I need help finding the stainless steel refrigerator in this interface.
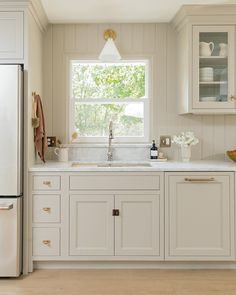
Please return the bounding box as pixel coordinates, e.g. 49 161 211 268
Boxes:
0 65 23 277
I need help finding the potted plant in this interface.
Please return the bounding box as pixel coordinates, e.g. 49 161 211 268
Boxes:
172 132 199 162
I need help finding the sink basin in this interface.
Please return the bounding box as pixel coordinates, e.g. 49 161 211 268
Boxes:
71 163 99 167
97 163 151 167
71 162 152 168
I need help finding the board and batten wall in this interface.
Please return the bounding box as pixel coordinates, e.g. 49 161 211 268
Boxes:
43 23 236 161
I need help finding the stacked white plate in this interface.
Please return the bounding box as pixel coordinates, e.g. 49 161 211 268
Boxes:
199 67 214 82
200 96 217 102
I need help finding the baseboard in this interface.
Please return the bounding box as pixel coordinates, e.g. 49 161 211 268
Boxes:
34 261 236 270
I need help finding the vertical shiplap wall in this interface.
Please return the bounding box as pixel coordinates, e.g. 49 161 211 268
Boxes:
27 13 43 165
43 23 236 161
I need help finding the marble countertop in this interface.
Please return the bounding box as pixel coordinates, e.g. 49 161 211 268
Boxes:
29 160 236 172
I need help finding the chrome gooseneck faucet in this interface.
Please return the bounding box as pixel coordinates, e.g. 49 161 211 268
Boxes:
107 121 114 161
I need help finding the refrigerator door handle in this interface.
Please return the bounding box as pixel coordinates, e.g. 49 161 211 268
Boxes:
0 204 13 210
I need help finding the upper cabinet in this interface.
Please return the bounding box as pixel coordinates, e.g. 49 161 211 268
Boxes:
193 26 235 110
0 12 24 60
174 6 236 114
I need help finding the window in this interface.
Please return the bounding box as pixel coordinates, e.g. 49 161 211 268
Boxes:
70 60 149 142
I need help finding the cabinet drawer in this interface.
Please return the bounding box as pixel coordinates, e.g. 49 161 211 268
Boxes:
33 228 60 256
33 176 61 191
69 174 160 190
33 195 61 223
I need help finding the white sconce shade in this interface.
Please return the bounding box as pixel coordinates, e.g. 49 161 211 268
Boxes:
99 30 121 62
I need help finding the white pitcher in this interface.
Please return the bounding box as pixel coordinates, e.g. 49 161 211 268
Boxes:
54 147 69 162
199 41 214 56
219 43 228 57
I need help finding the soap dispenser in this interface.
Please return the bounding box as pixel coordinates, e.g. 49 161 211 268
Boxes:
150 140 158 159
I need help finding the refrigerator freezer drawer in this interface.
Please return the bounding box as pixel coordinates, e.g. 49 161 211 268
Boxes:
0 197 22 277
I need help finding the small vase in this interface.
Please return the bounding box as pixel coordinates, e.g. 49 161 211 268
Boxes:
181 146 191 162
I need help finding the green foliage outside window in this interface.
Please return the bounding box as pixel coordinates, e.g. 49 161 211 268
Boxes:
71 62 146 138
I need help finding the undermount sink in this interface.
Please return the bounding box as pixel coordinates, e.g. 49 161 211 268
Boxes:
97 163 152 168
71 162 152 168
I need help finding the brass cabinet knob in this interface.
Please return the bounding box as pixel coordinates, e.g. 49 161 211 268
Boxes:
43 181 51 186
42 240 51 245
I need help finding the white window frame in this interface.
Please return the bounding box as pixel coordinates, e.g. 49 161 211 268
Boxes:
69 59 150 143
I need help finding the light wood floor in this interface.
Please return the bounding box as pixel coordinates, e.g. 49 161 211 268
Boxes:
1 269 236 295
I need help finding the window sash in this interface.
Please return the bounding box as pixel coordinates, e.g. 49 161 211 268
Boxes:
69 59 150 143
70 99 149 143
71 98 148 103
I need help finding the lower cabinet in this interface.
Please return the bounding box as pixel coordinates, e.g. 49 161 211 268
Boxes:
31 171 235 264
165 172 235 261
70 195 114 256
69 193 161 257
115 195 160 256
33 228 60 256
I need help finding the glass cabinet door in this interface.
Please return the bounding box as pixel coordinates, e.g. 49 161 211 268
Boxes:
192 26 235 110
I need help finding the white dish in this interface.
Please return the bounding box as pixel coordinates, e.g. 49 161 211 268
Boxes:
200 77 214 82
200 96 217 102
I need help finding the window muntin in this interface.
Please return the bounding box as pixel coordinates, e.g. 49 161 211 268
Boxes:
70 60 149 142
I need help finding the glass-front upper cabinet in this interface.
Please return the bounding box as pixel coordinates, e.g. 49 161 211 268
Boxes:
192 26 235 110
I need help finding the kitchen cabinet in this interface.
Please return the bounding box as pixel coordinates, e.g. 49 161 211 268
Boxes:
115 194 160 256
0 12 24 60
69 194 114 256
69 193 160 257
30 172 164 262
33 194 61 223
192 26 235 110
33 175 61 191
165 172 235 260
30 169 235 267
33 228 60 256
176 22 236 114
31 174 62 260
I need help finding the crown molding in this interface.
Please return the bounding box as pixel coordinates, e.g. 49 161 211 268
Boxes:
172 4 236 31
29 0 48 31
0 0 48 31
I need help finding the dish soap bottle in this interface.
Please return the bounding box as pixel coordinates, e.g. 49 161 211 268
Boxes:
150 140 158 159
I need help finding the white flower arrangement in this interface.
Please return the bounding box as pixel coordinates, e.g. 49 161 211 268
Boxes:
172 131 199 147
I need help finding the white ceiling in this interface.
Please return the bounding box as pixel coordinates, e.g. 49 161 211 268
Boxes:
41 0 236 23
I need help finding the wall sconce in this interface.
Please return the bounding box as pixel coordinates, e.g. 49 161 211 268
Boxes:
99 29 121 62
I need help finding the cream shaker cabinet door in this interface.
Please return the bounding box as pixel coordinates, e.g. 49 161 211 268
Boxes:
0 12 24 59
115 194 160 256
69 195 114 256
165 173 234 260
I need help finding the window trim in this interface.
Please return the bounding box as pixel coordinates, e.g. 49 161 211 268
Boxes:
68 59 150 143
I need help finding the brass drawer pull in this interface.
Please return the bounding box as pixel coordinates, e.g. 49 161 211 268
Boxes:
184 177 215 182
42 240 51 245
43 207 51 212
0 203 13 210
43 181 51 186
